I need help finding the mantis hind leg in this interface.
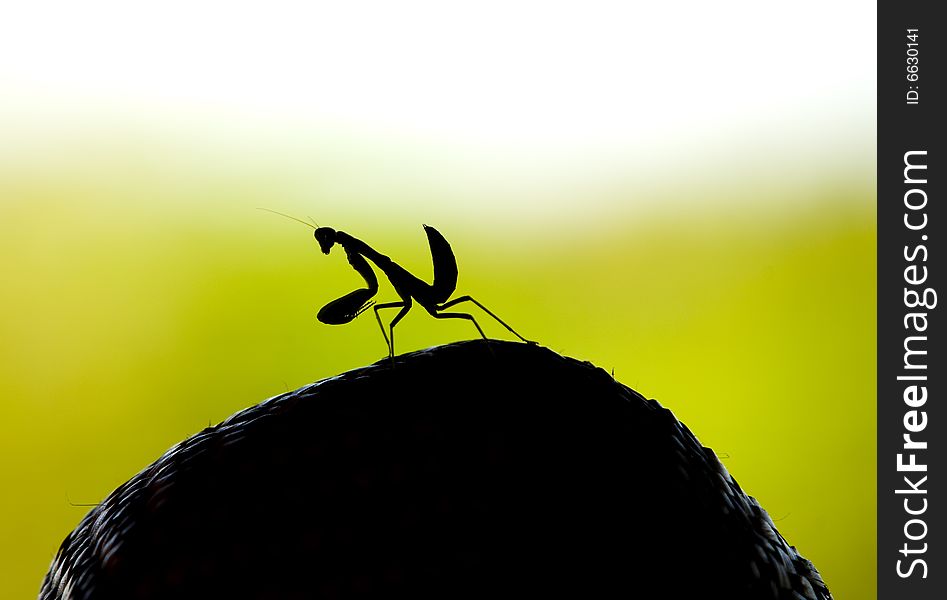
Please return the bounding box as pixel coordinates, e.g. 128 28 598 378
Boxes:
431 311 488 341
437 295 535 344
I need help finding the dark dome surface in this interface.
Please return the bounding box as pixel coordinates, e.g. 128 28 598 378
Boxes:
41 340 830 599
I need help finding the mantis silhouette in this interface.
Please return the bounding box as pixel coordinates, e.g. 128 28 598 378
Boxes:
262 210 535 359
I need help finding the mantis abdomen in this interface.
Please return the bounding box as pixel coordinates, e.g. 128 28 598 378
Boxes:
424 224 457 304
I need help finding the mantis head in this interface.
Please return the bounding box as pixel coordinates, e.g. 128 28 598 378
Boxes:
314 227 337 254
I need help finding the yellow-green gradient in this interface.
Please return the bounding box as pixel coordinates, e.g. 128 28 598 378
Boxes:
1 138 873 598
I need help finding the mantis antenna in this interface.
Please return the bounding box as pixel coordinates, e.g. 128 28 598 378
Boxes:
258 208 320 229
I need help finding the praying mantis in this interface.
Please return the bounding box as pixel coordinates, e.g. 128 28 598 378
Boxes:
263 210 535 359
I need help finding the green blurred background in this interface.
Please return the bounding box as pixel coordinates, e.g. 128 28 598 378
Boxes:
1 2 874 598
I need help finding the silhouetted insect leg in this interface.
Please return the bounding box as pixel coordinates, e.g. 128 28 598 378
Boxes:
373 301 406 358
432 311 488 341
387 299 412 360
354 301 376 318
430 310 498 358
437 295 535 344
373 298 413 360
